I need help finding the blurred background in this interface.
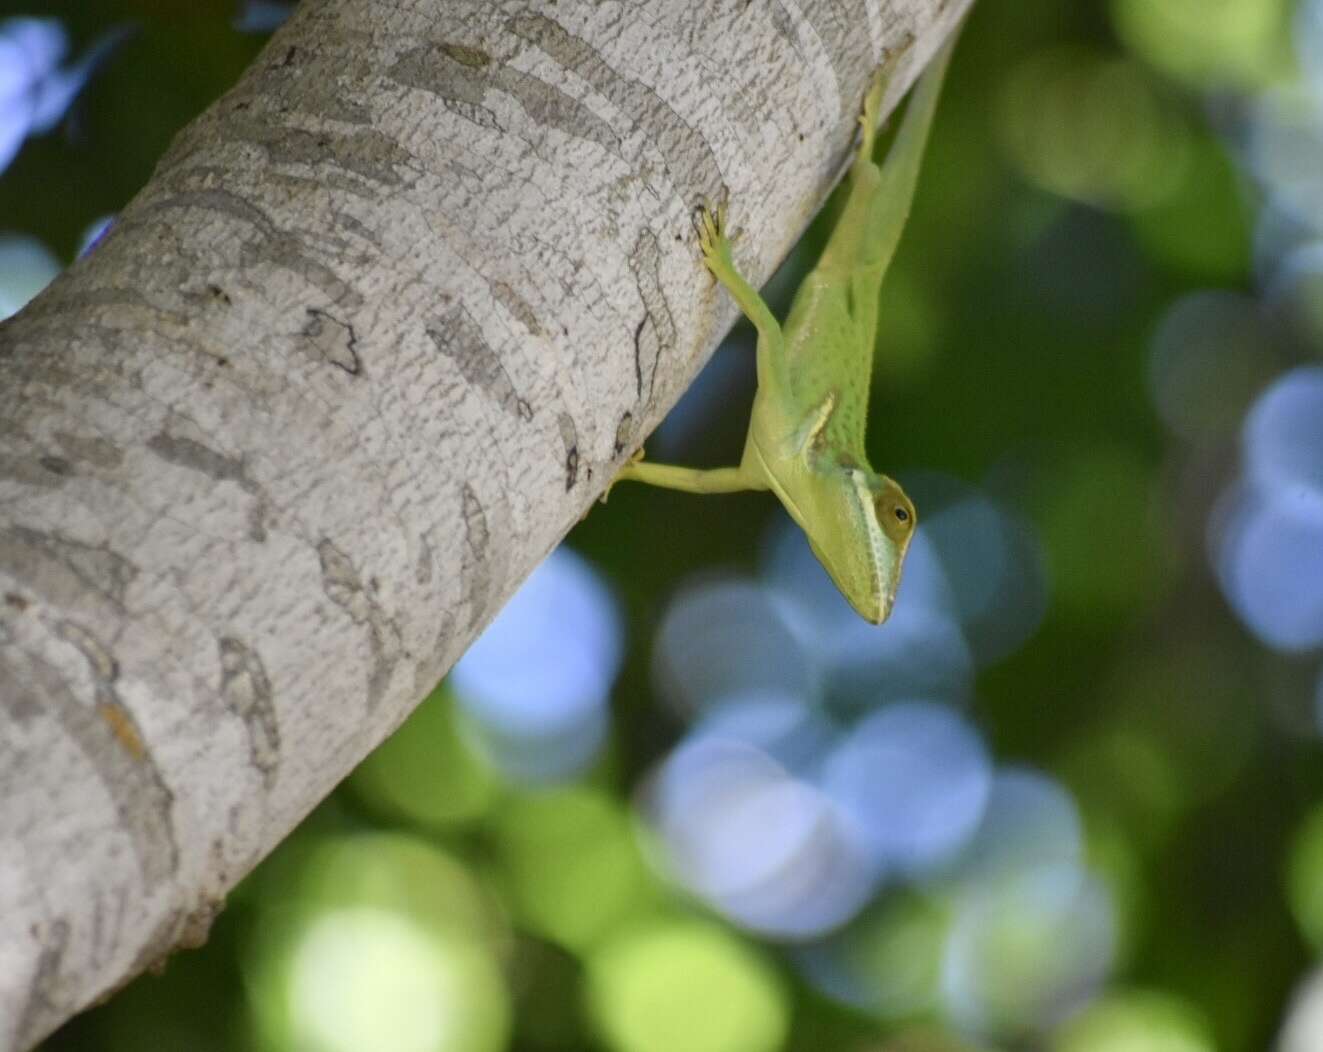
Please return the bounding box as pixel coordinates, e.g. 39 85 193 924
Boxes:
7 0 1323 1048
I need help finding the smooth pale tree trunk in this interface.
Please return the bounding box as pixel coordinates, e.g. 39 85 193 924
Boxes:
0 0 970 1046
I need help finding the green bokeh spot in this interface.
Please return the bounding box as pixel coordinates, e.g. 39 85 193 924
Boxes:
350 685 498 829
1063 729 1185 847
1287 803 1323 951
995 48 1192 211
493 787 655 951
243 834 509 1052
1111 0 1292 89
845 893 951 1020
1082 815 1148 970
247 906 509 1052
1128 136 1250 283
586 918 788 1052
1052 989 1213 1052
293 831 505 946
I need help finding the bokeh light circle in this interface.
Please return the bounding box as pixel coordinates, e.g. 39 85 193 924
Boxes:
941 863 1117 1040
1302 0 1323 91
995 48 1189 209
1211 481 1323 652
351 687 498 829
906 473 1049 666
653 577 816 717
1264 241 1323 345
285 907 507 1052
451 546 621 780
958 766 1084 878
795 892 950 1020
492 787 652 951
0 235 59 320
645 736 875 938
1278 968 1323 1052
1244 366 1323 497
244 834 510 1052
1051 989 1213 1052
1111 0 1291 89
822 701 992 877
763 519 975 703
691 690 838 775
1247 85 1323 225
586 919 788 1052
1287 802 1323 951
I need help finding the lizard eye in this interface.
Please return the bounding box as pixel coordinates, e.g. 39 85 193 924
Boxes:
894 506 910 523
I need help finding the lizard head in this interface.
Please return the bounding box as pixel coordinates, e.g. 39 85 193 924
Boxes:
800 464 916 624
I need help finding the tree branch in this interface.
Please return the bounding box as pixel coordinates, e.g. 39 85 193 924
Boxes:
0 0 970 1046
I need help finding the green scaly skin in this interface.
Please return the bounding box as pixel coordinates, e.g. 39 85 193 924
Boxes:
610 36 958 624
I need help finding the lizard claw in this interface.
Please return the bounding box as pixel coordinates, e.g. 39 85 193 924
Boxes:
698 201 735 273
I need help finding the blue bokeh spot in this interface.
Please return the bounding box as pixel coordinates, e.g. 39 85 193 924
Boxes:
450 546 621 780
821 701 992 877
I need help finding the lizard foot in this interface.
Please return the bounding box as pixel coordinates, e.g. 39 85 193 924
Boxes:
697 201 736 275
599 447 646 505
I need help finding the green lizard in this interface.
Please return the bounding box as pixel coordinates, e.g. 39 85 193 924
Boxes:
610 37 956 624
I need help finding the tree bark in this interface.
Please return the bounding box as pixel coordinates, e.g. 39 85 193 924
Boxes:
0 0 970 1046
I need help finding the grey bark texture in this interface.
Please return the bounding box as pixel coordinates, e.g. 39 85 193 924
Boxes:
0 0 971 1046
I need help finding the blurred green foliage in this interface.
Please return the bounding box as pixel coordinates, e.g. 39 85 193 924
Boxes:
10 0 1323 1049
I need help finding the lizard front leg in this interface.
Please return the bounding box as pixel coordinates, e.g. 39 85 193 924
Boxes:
697 204 790 399
602 448 764 502
601 205 783 503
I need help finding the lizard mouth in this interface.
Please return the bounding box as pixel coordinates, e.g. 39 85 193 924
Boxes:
808 538 887 625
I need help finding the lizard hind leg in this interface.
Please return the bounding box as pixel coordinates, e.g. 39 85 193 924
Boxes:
858 39 912 161
816 39 954 287
859 67 886 158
